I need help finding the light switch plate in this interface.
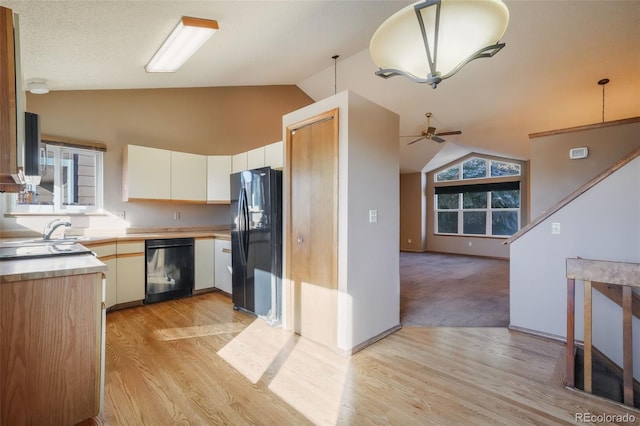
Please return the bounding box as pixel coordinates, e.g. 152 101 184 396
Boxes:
369 209 378 223
551 222 561 234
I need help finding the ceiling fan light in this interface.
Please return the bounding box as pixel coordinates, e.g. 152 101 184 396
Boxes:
146 16 218 73
370 0 509 88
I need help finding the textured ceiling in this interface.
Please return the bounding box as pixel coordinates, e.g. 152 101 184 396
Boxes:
2 0 639 172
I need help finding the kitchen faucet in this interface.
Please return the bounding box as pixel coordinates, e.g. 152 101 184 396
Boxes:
43 219 72 240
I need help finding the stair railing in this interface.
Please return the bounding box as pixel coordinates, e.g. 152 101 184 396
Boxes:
566 257 639 407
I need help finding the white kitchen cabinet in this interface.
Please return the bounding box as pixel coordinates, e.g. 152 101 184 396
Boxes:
247 147 265 170
207 155 231 203
123 145 171 201
171 151 207 202
195 238 215 291
232 152 247 173
214 239 232 294
264 141 284 169
116 241 145 304
87 242 118 309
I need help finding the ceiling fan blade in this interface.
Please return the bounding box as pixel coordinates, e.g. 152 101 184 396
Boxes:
431 135 447 143
407 136 426 145
400 135 423 138
435 130 462 136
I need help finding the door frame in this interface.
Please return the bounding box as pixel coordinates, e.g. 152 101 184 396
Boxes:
283 108 339 333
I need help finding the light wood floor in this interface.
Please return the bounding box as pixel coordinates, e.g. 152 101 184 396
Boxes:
85 292 638 425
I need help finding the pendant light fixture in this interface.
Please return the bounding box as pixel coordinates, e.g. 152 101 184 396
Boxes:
146 16 219 73
369 0 509 89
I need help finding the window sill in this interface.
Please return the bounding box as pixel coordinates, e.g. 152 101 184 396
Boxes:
4 211 109 218
434 233 511 240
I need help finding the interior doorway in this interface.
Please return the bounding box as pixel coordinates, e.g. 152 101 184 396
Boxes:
399 252 509 327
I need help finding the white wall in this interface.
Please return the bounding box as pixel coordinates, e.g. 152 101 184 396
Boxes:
510 156 640 379
282 90 400 353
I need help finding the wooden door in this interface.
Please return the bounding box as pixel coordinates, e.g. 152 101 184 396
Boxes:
286 109 339 347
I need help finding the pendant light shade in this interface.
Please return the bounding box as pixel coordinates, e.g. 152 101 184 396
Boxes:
370 0 509 88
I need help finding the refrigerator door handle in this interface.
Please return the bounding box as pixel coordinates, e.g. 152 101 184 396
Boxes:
238 188 248 265
242 188 250 258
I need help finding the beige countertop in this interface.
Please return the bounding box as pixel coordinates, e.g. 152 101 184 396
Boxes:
0 227 230 282
0 253 106 283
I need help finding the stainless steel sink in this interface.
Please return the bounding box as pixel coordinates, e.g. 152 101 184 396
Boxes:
0 236 91 247
0 238 93 260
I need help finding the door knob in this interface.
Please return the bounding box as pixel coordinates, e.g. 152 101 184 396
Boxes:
297 236 304 244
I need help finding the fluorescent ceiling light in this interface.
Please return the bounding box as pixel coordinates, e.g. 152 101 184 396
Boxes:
146 16 218 73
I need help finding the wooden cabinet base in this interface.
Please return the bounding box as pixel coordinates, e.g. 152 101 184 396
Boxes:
0 273 102 424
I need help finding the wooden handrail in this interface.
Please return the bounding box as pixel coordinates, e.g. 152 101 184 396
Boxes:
566 257 638 407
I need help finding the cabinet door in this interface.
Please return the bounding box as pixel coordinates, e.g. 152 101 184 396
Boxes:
232 152 247 173
0 7 18 190
264 141 284 170
214 239 232 293
116 241 145 304
247 147 265 170
195 238 215 290
207 155 231 203
116 255 144 304
104 257 117 309
171 151 207 202
123 145 171 201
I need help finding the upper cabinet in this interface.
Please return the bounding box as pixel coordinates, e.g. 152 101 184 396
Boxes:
247 147 265 170
123 145 171 201
264 141 284 169
232 152 247 174
207 155 231 203
171 151 207 202
0 6 20 192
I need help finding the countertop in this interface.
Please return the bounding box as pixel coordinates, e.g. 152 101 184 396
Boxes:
0 253 107 283
0 227 229 282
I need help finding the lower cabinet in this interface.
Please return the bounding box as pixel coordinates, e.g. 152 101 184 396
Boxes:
116 241 145 304
214 239 232 293
194 238 215 290
86 242 118 309
0 271 104 424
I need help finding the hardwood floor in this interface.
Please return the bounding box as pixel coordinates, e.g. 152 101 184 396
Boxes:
84 292 639 425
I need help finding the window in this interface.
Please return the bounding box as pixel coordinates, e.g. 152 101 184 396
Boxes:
434 157 521 237
14 144 103 213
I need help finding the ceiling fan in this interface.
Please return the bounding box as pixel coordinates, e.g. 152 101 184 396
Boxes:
404 113 462 145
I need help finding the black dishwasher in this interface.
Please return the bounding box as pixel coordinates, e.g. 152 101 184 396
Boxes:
145 238 194 304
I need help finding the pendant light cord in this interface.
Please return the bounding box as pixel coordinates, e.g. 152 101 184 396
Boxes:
332 55 339 95
598 78 609 123
601 84 605 123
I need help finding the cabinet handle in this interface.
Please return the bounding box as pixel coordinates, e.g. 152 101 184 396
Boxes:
221 248 232 254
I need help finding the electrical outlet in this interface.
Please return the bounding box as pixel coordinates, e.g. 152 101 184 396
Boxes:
468 241 473 247
173 211 181 220
115 210 126 220
552 222 561 234
407 238 412 244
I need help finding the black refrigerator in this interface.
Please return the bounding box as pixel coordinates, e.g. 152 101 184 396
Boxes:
230 167 282 323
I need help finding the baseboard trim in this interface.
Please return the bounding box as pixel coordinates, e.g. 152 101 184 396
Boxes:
400 249 427 253
344 324 403 356
426 250 509 261
508 324 569 344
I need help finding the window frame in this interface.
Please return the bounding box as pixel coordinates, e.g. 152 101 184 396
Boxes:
10 144 104 214
433 156 523 238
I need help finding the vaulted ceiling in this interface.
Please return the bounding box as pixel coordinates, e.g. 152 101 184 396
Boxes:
2 0 639 172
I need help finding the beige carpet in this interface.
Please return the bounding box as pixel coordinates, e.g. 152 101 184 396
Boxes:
400 251 509 327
